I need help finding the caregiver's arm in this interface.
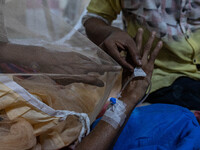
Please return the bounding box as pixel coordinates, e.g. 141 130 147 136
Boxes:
75 31 163 150
0 42 119 74
0 42 45 65
0 42 120 87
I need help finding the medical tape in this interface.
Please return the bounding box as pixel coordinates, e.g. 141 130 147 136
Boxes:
117 67 147 98
133 67 147 77
117 67 151 106
0 75 90 142
101 68 150 129
102 97 126 129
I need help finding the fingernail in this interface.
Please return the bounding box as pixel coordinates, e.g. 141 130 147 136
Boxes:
138 59 142 66
138 28 143 33
152 31 156 37
158 41 163 47
114 66 122 70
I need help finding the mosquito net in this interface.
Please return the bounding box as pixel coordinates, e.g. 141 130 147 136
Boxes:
0 0 121 149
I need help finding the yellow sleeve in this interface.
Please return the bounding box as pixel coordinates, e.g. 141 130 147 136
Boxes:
87 0 121 23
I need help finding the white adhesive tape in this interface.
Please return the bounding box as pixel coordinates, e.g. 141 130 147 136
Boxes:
133 67 146 77
117 68 146 99
102 98 126 129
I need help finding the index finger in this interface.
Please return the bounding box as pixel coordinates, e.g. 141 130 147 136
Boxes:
100 42 134 70
51 75 105 87
91 65 122 74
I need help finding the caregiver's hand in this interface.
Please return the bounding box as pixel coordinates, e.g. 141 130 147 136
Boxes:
0 43 120 74
99 30 142 70
0 43 121 87
36 50 121 87
84 17 142 71
51 74 105 87
37 51 120 75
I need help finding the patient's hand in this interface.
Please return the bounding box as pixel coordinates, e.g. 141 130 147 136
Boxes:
121 29 163 105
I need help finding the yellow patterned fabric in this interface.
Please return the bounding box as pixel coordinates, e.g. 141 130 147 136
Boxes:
86 0 200 92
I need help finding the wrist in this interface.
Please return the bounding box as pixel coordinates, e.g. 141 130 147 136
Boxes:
120 79 150 106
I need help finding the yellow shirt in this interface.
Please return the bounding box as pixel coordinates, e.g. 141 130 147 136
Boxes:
86 0 200 92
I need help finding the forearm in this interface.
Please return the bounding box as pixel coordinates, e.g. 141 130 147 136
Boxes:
84 18 122 46
74 26 161 150
75 80 146 150
0 42 46 65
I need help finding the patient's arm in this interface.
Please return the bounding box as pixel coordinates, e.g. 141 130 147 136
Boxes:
74 30 163 150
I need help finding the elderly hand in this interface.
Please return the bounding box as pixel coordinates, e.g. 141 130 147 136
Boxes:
121 29 163 104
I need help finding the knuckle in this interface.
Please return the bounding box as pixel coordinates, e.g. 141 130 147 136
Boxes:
144 43 151 50
151 54 156 60
125 38 133 45
145 39 154 50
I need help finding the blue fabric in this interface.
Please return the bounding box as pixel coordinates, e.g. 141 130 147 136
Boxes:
113 104 200 150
